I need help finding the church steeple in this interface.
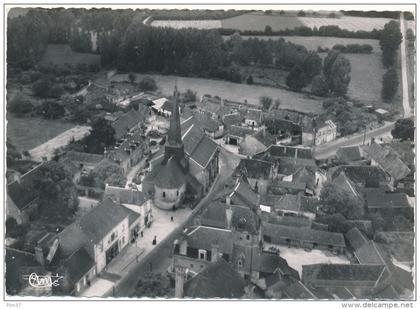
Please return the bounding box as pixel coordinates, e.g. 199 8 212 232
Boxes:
168 84 182 146
163 84 188 171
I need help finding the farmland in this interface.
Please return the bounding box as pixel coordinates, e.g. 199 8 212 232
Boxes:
39 44 101 67
7 114 77 152
112 73 323 114
150 19 221 29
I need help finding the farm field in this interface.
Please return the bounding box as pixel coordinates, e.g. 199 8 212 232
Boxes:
150 19 221 29
221 13 396 32
112 73 323 113
7 114 77 152
39 44 101 67
224 35 382 53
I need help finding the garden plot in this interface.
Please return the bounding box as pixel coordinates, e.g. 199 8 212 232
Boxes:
29 125 91 161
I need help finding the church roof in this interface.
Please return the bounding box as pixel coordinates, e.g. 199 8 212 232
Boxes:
149 157 187 189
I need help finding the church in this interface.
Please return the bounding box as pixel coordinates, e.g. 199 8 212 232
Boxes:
143 87 219 210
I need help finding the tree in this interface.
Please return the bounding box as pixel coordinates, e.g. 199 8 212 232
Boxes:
32 78 51 98
39 100 65 119
138 77 157 92
381 68 399 101
84 117 116 154
264 25 272 34
6 139 22 166
311 74 329 96
8 94 33 115
323 50 351 96
379 21 402 67
181 89 197 103
317 214 352 234
286 65 308 91
297 10 306 17
302 51 322 82
131 273 171 298
91 161 125 189
33 161 79 221
391 118 414 141
128 72 136 84
320 182 364 219
260 96 273 111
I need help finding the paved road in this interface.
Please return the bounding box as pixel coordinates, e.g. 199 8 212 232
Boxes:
111 148 240 297
400 12 412 118
314 122 394 159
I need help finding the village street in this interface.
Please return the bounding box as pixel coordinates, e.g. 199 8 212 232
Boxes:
78 147 240 297
314 121 395 159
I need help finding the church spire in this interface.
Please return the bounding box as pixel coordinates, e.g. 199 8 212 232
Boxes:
168 83 182 146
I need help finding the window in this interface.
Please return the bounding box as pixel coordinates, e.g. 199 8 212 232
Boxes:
198 249 206 260
177 191 179 196
162 191 166 198
246 235 250 241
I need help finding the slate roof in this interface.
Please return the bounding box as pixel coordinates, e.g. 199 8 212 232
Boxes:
7 163 44 211
184 259 246 299
329 165 389 186
112 109 144 140
292 166 317 190
252 251 299 279
283 280 317 299
146 157 187 189
302 264 387 287
182 124 218 168
222 112 243 128
58 198 128 257
230 205 259 235
362 142 411 181
234 158 273 180
229 178 259 210
275 194 301 212
62 248 95 285
201 202 228 229
336 146 363 162
252 129 276 147
191 113 222 133
262 222 346 248
227 125 254 138
184 226 234 254
245 108 262 123
345 227 370 251
104 185 149 206
65 151 105 166
364 190 411 209
260 211 313 228
270 180 307 192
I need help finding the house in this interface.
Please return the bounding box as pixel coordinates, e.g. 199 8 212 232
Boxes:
224 125 255 146
181 113 224 139
180 259 246 299
282 166 319 196
269 193 316 219
239 129 276 156
106 129 148 174
329 165 391 189
54 198 130 294
233 158 275 194
336 146 364 163
6 163 44 224
345 227 370 252
363 188 412 217
314 120 337 146
261 222 346 253
302 260 413 300
362 142 411 184
263 116 303 145
244 108 263 129
226 176 260 211
104 185 153 239
151 97 169 115
111 108 146 140
222 112 243 129
143 86 219 210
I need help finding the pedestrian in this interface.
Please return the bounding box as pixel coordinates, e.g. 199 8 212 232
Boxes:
172 205 176 212
171 216 174 222
140 231 143 238
152 236 157 245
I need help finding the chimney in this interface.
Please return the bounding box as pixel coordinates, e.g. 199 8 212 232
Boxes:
174 265 186 298
211 244 220 262
34 246 45 266
226 206 233 229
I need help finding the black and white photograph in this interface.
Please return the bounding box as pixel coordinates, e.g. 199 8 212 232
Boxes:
1 1 417 304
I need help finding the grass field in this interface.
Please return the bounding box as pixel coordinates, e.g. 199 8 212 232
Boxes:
115 73 323 113
7 114 77 152
227 36 382 53
39 44 101 67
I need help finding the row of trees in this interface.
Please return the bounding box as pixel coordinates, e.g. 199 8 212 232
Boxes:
379 20 402 67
